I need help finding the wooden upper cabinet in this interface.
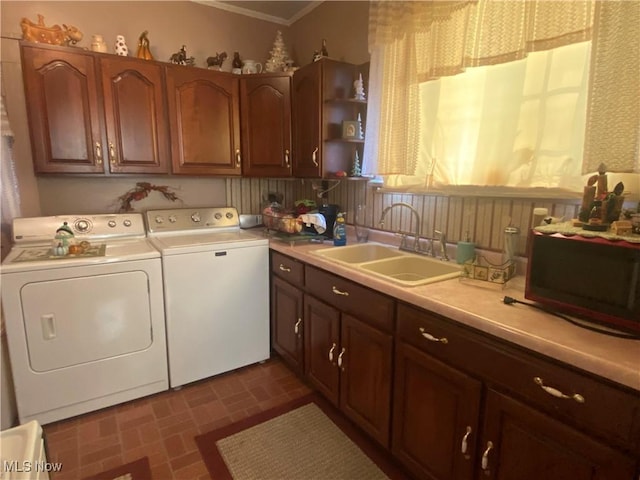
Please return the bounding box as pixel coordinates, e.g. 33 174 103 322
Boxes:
292 60 322 177
100 56 170 174
165 65 241 175
291 59 366 178
21 43 170 175
21 44 105 174
240 74 292 177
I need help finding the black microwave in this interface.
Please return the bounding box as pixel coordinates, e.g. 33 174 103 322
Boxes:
525 230 640 333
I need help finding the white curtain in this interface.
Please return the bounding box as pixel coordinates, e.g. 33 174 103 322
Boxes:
364 0 638 179
1 93 22 253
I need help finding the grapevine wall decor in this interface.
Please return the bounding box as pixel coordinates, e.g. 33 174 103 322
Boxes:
117 182 180 212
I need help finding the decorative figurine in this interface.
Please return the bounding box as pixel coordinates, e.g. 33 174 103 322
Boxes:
351 150 362 177
312 50 322 62
115 35 128 56
90 34 108 53
136 31 154 60
20 14 83 46
321 38 329 57
265 30 291 72
357 113 365 140
354 73 365 101
170 45 195 66
206 52 228 70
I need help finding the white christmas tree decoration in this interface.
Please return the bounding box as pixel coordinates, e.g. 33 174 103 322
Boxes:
354 73 365 100
351 150 362 177
357 113 364 140
265 30 291 73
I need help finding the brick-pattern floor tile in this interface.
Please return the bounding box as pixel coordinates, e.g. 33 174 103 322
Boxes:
44 357 308 478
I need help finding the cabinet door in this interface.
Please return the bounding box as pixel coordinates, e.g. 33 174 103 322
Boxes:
240 75 292 177
271 276 304 374
21 45 105 173
393 340 482 480
166 66 241 175
479 389 637 480
292 61 322 177
340 314 393 448
100 56 170 174
303 294 340 405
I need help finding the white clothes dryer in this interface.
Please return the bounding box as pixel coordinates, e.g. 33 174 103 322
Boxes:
145 207 270 388
1 214 168 425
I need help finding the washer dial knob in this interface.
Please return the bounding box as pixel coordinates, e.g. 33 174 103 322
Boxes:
155 216 164 224
214 212 223 220
226 211 234 219
75 219 91 232
191 212 201 223
123 219 132 227
107 220 117 228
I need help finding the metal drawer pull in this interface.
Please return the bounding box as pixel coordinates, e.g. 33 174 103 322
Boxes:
95 142 103 164
419 327 448 344
285 149 290 167
332 286 349 296
533 377 585 404
294 318 302 336
279 264 291 272
328 342 337 362
481 441 493 471
461 426 472 456
312 147 319 167
235 149 242 166
337 347 346 370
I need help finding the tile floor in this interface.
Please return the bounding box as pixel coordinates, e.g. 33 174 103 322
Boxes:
43 356 312 479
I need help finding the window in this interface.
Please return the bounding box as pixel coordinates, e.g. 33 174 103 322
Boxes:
386 42 591 192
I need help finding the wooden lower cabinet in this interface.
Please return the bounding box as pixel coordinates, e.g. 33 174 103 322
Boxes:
270 276 304 375
304 294 393 447
480 389 636 480
392 340 481 480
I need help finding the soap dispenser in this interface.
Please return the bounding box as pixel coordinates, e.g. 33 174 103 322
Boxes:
333 213 347 246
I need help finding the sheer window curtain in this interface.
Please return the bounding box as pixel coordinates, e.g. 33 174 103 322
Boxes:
364 0 638 182
1 93 22 260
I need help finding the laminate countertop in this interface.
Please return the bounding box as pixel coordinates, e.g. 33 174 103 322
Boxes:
267 229 640 393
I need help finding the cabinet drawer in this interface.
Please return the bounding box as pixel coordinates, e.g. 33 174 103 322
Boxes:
271 251 304 285
397 303 640 455
305 266 394 333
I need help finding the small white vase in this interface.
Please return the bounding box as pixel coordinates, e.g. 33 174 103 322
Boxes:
90 35 108 53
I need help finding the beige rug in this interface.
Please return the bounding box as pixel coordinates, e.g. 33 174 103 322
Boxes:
195 393 406 480
216 403 389 480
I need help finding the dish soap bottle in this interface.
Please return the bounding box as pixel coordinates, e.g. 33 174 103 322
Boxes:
333 213 347 246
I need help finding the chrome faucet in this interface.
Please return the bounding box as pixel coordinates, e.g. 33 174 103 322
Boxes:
377 202 450 260
378 202 423 253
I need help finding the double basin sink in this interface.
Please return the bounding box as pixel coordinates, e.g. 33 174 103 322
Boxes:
312 242 461 287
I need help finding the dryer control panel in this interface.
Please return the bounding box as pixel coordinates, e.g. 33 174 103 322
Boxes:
145 207 240 233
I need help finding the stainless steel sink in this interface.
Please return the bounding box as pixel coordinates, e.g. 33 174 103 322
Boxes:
313 243 403 264
312 243 461 286
359 255 461 286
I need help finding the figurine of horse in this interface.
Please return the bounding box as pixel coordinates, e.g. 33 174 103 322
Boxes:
206 52 228 70
170 46 188 65
20 14 83 46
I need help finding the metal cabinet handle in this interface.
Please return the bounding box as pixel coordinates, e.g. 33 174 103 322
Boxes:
328 342 337 362
461 426 472 457
481 441 493 471
337 347 346 370
95 142 103 164
279 264 291 272
235 149 241 166
534 377 585 404
285 149 290 167
294 318 302 336
419 327 448 344
108 142 116 164
311 147 319 167
332 286 349 296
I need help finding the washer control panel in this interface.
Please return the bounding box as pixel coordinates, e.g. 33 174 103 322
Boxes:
11 213 146 244
145 207 240 233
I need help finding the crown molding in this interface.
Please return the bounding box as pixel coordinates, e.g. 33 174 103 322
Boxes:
194 1 323 27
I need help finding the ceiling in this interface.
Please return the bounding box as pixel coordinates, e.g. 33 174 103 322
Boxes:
195 1 323 26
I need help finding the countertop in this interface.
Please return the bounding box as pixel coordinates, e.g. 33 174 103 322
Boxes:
267 229 640 393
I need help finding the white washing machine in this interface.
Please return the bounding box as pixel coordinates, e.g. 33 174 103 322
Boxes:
145 207 270 388
1 214 168 425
